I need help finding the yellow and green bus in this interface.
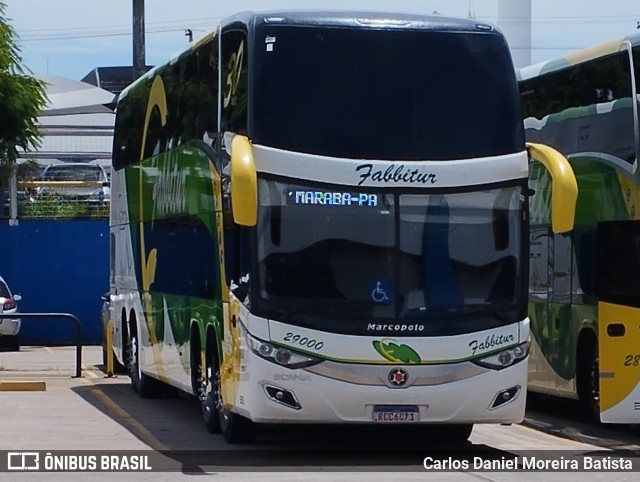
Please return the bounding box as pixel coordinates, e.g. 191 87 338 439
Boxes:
520 33 640 423
108 10 576 443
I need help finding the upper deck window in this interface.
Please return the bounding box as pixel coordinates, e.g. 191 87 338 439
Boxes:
250 25 523 160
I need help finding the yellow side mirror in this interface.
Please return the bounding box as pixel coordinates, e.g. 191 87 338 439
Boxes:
230 135 257 226
527 142 578 233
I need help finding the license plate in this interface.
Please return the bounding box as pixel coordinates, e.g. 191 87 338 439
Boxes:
373 405 419 423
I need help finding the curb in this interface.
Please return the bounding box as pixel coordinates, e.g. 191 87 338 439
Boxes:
0 381 47 391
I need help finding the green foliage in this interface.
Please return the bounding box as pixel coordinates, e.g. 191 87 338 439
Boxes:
19 194 109 218
0 1 47 178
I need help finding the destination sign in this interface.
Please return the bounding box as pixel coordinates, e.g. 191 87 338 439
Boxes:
289 190 378 207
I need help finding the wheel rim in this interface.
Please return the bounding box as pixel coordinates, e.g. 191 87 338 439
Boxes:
213 367 230 426
201 366 214 416
128 337 139 385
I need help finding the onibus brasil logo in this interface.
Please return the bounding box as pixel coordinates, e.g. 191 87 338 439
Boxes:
372 338 421 363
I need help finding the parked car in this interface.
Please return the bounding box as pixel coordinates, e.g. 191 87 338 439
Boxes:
37 162 110 206
0 276 22 351
2 159 63 216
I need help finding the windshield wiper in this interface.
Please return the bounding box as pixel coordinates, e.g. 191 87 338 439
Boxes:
403 303 513 324
460 304 513 324
280 299 375 324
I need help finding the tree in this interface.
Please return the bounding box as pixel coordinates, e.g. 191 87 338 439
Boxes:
0 1 47 176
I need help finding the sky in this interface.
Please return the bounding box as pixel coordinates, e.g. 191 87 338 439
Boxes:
5 0 640 81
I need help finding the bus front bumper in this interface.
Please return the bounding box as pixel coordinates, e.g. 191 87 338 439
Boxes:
231 350 527 425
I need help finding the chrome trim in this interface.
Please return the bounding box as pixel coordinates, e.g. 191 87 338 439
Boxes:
304 359 489 387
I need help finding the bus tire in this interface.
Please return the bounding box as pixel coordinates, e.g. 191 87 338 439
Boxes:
202 389 221 433
129 334 158 399
102 346 126 374
434 424 474 442
113 356 126 374
577 337 600 422
214 366 256 443
219 404 256 444
200 337 221 434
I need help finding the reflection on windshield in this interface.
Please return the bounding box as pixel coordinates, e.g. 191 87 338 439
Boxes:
255 179 525 327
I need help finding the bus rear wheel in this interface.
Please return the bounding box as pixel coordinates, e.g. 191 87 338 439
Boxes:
213 366 256 444
579 341 600 422
129 335 158 398
102 346 126 374
201 347 221 434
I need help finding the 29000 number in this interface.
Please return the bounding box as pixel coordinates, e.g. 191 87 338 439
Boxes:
283 332 324 350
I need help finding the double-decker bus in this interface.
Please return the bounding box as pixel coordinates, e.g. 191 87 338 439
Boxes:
519 33 640 423
108 10 576 443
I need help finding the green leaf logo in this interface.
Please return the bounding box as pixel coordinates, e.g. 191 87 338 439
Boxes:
373 339 421 364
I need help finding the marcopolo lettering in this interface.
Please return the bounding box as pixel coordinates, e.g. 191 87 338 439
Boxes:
367 323 425 333
355 163 437 187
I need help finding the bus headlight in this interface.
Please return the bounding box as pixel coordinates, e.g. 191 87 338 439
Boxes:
472 341 529 370
245 330 321 369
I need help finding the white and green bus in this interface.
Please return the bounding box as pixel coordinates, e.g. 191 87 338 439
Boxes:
108 10 576 443
520 33 640 423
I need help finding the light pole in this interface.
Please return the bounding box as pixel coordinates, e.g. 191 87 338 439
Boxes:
133 0 145 80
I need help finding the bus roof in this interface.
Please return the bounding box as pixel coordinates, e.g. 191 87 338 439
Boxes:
519 32 640 81
221 10 497 33
119 10 501 102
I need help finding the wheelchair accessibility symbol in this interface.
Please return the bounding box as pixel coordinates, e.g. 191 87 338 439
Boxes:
370 280 392 304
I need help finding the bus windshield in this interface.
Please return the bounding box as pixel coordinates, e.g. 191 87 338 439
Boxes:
251 25 523 160
255 179 526 334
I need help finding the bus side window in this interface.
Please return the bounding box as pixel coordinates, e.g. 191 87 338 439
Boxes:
225 225 251 302
221 29 248 137
575 230 596 298
594 222 640 306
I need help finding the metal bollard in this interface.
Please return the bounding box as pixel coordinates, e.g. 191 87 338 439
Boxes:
0 312 83 378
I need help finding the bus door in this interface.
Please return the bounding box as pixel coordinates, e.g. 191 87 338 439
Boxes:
529 225 553 384
530 225 576 391
596 220 640 423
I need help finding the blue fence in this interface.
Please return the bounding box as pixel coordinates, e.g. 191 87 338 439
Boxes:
0 219 108 344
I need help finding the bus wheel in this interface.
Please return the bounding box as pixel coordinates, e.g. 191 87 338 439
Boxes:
214 366 256 444
450 424 473 442
201 347 221 434
103 346 126 374
584 343 600 422
434 424 474 442
129 335 157 398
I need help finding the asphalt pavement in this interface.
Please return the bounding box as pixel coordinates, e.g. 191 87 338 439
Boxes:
0 345 634 481
0 345 150 450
